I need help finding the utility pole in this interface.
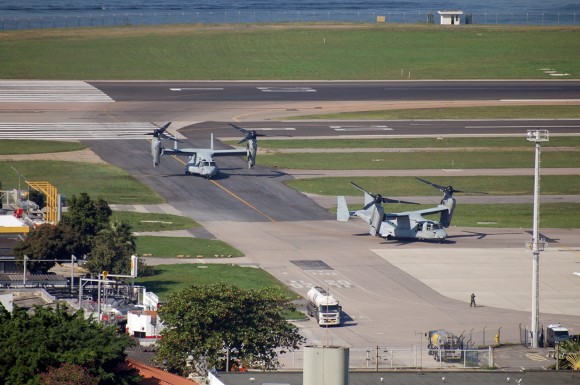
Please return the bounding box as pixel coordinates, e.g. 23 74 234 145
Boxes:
526 129 549 348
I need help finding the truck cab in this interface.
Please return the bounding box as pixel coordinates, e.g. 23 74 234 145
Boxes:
546 323 570 347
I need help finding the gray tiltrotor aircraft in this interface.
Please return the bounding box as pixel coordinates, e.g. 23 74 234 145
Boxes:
337 179 484 242
148 122 262 179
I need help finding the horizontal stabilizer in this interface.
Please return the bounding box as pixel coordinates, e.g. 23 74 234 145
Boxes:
337 196 350 222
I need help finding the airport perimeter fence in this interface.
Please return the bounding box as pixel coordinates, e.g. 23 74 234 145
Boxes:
277 345 494 370
275 325 506 370
1 10 578 31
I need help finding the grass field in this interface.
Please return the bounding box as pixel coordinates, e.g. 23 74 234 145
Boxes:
136 236 244 258
111 211 199 232
260 150 578 170
0 140 86 155
133 264 294 300
256 136 580 149
286 175 580 196
0 161 163 204
1 24 579 79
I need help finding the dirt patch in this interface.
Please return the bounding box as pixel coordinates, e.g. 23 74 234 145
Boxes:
0 148 106 163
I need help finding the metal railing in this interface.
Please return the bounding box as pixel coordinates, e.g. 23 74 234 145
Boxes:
277 346 493 370
1 10 577 31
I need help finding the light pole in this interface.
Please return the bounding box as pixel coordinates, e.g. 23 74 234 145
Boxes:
526 129 549 348
9 164 22 203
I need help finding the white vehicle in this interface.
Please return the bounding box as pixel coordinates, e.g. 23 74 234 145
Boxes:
546 323 570 347
306 286 342 326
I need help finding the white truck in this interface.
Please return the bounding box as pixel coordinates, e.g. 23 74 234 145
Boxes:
306 286 342 326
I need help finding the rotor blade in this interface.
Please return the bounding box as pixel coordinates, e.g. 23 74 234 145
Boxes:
382 197 419 205
158 122 172 133
362 202 376 210
349 182 373 196
229 123 248 135
415 177 446 191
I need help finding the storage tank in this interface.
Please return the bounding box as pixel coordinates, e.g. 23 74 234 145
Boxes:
303 345 349 385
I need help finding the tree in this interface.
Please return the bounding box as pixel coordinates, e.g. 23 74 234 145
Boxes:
0 303 139 385
12 223 85 273
61 192 112 241
156 283 304 377
28 189 46 209
40 363 98 385
84 220 136 275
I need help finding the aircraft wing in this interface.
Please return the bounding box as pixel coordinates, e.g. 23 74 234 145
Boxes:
393 205 448 218
212 149 247 157
161 148 198 157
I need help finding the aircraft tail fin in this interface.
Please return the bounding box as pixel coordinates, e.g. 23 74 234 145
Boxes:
337 196 350 222
211 132 214 151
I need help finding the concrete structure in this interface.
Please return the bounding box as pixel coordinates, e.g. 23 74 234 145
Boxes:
304 346 349 385
438 10 463 25
127 310 164 339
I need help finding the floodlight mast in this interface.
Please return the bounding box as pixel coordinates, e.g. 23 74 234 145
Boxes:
526 130 549 349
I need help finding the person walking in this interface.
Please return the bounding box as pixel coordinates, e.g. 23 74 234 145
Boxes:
470 293 476 307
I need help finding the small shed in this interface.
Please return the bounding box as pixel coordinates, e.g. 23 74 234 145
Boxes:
127 309 164 339
438 10 463 25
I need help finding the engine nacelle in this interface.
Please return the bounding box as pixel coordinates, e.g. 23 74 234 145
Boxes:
151 137 162 167
246 138 257 169
439 196 456 228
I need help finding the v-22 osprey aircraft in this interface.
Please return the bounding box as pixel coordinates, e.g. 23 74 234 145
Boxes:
337 179 485 243
148 122 263 179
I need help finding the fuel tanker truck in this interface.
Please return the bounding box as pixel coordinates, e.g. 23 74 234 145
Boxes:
427 329 464 361
306 286 342 326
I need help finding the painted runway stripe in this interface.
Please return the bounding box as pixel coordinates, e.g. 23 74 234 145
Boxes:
0 122 156 140
257 87 316 93
331 125 393 131
0 81 113 102
170 88 224 91
241 127 296 131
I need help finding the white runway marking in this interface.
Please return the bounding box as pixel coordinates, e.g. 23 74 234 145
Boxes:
0 122 157 140
0 81 114 102
331 125 393 131
243 127 296 131
257 86 316 92
170 88 224 91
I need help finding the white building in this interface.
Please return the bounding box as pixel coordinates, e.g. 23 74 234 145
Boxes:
438 10 463 25
127 309 164 339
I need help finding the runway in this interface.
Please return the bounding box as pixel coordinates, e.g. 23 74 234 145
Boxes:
2 79 579 354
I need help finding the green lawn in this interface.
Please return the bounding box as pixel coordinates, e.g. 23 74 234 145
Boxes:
0 161 163 204
285 175 580 196
133 263 295 301
255 136 580 149
1 25 579 79
260 150 578 170
111 211 199 232
0 140 86 155
136 236 244 258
